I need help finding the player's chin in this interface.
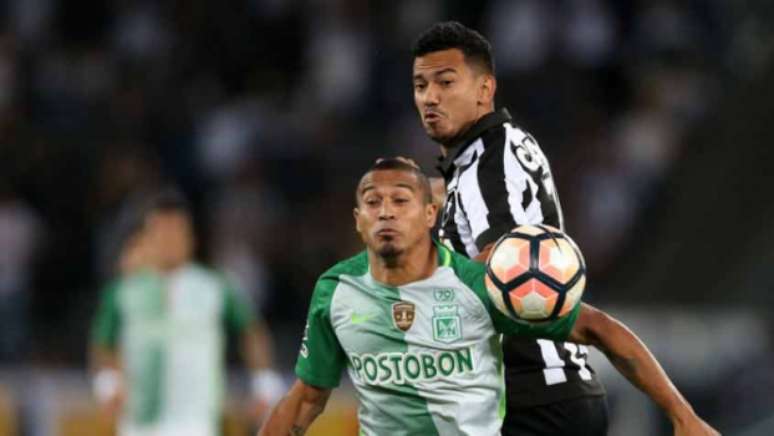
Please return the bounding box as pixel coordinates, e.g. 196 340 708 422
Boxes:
424 124 453 143
376 242 402 259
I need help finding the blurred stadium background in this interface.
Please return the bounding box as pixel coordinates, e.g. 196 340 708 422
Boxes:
0 0 773 435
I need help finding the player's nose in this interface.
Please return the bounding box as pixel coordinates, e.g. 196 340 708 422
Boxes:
378 202 396 219
423 83 440 106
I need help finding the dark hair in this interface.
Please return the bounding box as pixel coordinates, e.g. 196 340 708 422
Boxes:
412 21 495 74
143 187 192 218
114 205 147 253
357 158 433 205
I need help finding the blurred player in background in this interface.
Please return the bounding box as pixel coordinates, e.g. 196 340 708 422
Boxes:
258 159 717 436
90 190 284 436
411 21 713 435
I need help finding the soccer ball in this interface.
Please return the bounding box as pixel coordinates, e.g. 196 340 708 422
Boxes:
484 225 586 323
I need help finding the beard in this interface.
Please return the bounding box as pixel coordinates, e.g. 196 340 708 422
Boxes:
425 123 462 148
376 241 402 267
424 124 448 143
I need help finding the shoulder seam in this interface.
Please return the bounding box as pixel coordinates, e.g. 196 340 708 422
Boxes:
320 251 368 280
480 123 507 150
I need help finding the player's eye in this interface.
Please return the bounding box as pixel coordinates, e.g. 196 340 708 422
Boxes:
441 80 453 87
414 83 426 91
364 198 380 206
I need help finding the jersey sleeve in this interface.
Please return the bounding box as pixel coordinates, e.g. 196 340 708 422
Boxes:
221 277 256 334
488 297 581 341
454 251 579 342
294 276 347 389
91 281 122 348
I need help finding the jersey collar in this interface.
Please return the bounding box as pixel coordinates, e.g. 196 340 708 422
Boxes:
435 240 453 268
436 108 512 179
365 241 453 288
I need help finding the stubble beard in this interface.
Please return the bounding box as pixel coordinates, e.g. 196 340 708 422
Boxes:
377 242 402 268
425 122 461 150
425 124 448 144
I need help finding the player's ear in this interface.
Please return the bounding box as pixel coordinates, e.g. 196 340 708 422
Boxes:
478 74 496 107
429 177 446 209
425 202 438 227
353 207 362 233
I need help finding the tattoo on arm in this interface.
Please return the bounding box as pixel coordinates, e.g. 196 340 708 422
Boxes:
289 425 304 436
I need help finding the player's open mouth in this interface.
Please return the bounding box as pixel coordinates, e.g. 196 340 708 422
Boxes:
424 111 442 122
377 229 399 237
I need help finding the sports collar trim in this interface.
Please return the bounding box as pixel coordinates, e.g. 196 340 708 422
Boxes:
436 108 512 178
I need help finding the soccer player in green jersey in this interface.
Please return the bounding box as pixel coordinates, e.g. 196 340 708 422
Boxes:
258 159 717 436
90 191 284 436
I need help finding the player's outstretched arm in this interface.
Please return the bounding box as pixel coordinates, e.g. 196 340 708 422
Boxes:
257 379 331 436
89 344 125 417
569 303 720 436
241 321 286 423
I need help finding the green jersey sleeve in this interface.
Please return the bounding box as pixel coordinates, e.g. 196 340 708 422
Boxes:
294 275 347 389
91 280 122 348
487 297 581 341
449 246 580 342
221 277 256 334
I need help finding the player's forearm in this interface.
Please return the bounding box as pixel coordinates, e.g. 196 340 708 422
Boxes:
243 323 275 370
89 344 120 372
258 380 329 436
570 304 697 423
89 344 125 412
258 396 309 436
244 324 287 407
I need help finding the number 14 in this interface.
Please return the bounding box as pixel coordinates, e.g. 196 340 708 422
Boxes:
537 339 593 385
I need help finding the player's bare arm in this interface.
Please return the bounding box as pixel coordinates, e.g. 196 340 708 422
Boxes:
569 304 720 436
257 380 331 436
473 242 495 262
242 321 285 422
242 320 276 371
89 344 125 417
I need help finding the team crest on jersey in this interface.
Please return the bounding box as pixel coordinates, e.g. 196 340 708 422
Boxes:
392 301 415 331
433 289 455 302
432 304 462 343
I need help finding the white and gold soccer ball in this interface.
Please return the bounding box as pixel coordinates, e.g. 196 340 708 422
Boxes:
484 225 586 322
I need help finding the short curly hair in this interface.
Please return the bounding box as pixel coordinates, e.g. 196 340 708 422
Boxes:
411 21 494 74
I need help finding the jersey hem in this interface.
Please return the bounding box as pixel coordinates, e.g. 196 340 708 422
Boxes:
505 387 607 409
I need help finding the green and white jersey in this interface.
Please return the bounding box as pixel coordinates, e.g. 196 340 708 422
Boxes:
91 263 254 433
295 244 580 436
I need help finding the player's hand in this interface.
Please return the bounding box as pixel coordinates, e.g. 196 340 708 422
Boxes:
673 414 721 436
101 389 125 418
249 369 285 425
93 369 125 418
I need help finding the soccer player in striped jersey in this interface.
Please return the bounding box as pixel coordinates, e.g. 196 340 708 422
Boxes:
411 21 716 435
258 159 716 436
90 191 284 436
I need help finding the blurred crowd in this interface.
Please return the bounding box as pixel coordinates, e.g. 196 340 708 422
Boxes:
0 0 771 365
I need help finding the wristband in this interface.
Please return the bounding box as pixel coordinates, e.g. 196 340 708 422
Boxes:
93 369 122 404
251 369 285 404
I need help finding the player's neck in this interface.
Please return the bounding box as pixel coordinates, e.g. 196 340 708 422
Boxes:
159 259 188 274
439 106 495 154
369 242 437 287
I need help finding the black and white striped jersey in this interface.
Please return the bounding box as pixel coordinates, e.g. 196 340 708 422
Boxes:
437 109 565 258
436 109 605 407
